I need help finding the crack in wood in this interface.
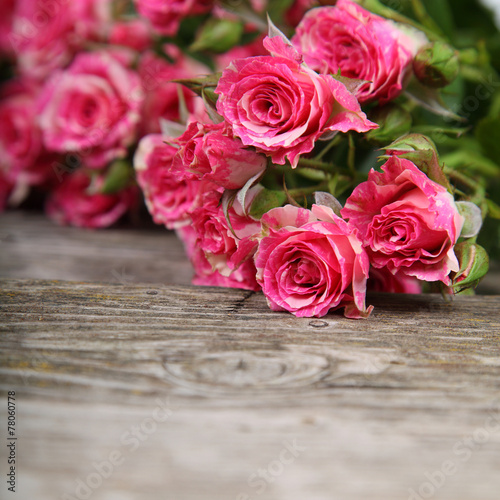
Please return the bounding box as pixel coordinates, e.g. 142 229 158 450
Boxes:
227 290 255 314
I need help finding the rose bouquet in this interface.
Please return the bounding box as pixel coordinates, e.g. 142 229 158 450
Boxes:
1 0 500 318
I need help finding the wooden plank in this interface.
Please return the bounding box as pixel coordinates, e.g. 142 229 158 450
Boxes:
1 279 500 500
1 211 499 294
0 211 193 285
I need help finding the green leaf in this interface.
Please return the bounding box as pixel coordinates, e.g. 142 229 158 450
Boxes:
383 134 452 191
236 171 266 217
249 189 288 219
420 0 455 40
411 125 470 139
100 161 133 195
356 0 444 41
331 74 369 96
266 0 295 25
190 18 244 53
404 80 466 121
486 199 500 220
366 104 412 146
451 241 489 294
173 73 222 97
440 150 500 178
476 116 500 163
296 168 327 182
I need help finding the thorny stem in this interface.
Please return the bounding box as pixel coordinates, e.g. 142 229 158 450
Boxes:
314 136 341 161
356 0 445 42
298 157 352 176
288 182 329 198
347 133 356 176
444 167 484 194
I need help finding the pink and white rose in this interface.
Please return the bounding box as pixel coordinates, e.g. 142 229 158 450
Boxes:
341 156 464 284
190 188 262 282
45 170 138 228
38 50 143 169
216 36 377 167
138 47 209 135
134 134 220 229
292 1 426 103
255 204 373 318
367 267 422 294
0 79 58 195
172 121 267 190
0 0 15 56
214 36 267 72
109 19 152 52
134 0 213 37
176 225 260 291
0 79 43 179
286 0 315 27
9 0 111 80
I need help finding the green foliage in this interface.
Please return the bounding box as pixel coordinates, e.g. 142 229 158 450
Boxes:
249 189 288 219
451 241 490 294
190 18 244 53
100 161 134 195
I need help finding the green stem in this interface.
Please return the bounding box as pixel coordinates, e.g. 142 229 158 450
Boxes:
410 0 444 36
347 134 356 176
298 157 338 172
288 182 329 198
356 0 445 42
314 135 341 161
444 168 484 194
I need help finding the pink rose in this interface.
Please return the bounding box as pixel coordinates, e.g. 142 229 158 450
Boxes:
134 134 220 229
0 171 14 212
190 188 262 281
0 0 15 56
0 79 57 193
109 19 152 52
341 156 464 284
214 36 267 72
215 36 376 167
292 1 426 104
286 0 315 27
255 204 372 318
367 267 422 294
9 0 111 80
45 170 138 228
0 79 43 179
172 121 267 190
138 48 209 135
38 50 143 169
176 225 260 291
134 0 213 37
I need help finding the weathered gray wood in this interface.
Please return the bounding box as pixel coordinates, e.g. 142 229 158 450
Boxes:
0 211 193 285
1 279 500 500
2 210 500 293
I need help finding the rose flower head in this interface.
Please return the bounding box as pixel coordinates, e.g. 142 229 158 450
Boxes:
215 34 376 168
292 0 427 104
341 156 464 284
255 204 372 319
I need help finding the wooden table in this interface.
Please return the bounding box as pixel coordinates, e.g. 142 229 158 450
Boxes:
1 212 500 500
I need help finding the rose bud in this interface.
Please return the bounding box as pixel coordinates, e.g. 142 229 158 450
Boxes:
413 41 459 88
451 241 489 294
366 104 412 146
456 201 483 238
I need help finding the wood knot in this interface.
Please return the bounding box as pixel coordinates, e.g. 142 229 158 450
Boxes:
160 344 332 397
308 320 329 328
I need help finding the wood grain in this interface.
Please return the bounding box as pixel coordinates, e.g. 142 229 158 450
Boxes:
2 211 499 293
0 211 193 285
1 278 500 500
